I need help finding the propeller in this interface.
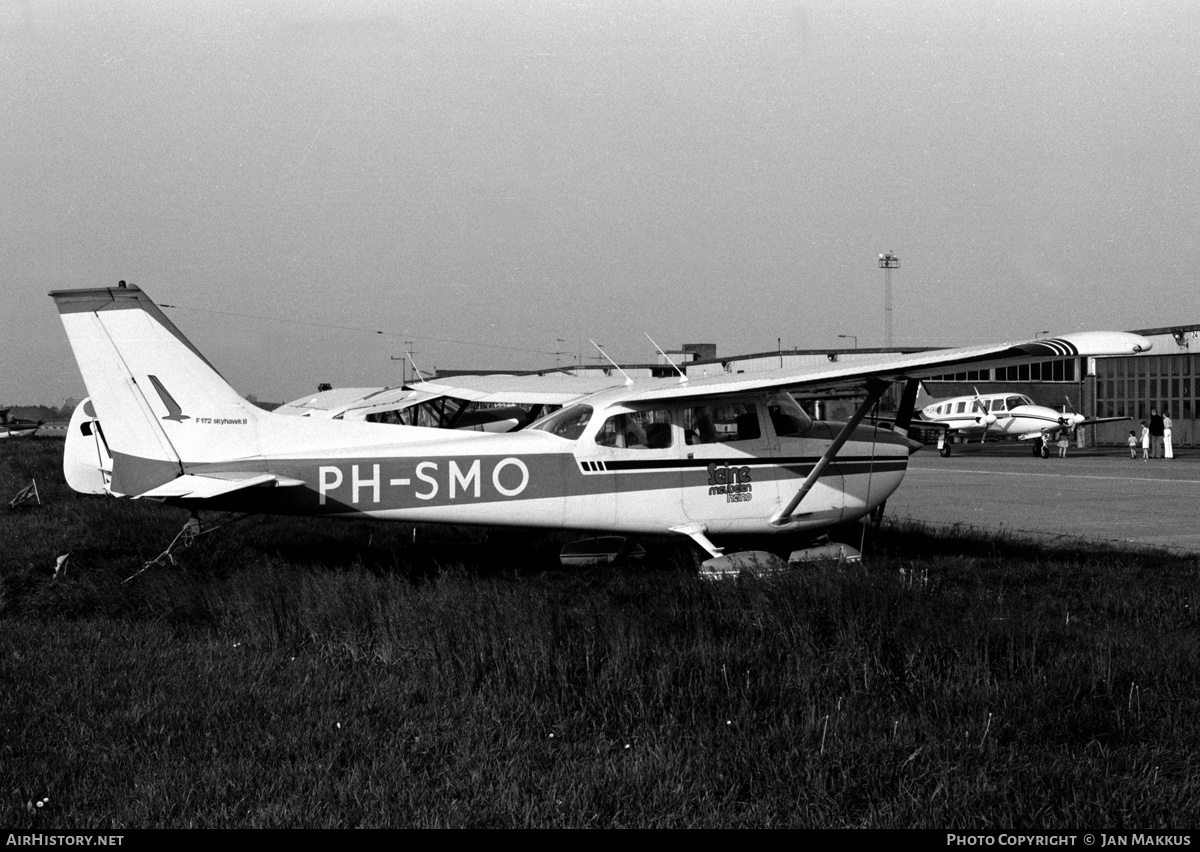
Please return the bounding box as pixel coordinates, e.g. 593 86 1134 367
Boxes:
971 387 997 442
1062 395 1086 433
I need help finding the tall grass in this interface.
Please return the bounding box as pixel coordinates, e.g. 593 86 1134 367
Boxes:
3 439 1199 827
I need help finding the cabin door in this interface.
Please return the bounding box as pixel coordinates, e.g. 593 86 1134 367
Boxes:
678 399 781 530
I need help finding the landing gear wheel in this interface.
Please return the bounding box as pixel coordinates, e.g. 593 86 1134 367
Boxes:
1032 442 1042 457
939 444 951 457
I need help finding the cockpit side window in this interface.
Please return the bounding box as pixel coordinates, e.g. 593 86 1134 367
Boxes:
767 392 813 437
682 402 760 444
595 409 673 449
529 405 594 440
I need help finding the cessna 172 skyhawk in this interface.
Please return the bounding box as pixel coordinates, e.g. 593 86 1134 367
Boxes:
914 388 1131 457
51 283 1151 573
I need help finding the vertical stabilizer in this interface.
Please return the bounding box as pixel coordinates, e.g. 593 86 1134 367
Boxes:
51 284 264 495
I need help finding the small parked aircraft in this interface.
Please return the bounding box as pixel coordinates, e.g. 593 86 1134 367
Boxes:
50 283 1150 573
0 409 42 439
914 388 1131 456
273 374 614 432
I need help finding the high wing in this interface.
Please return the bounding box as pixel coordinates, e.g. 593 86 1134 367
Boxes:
274 387 424 418
412 373 623 406
615 333 1150 404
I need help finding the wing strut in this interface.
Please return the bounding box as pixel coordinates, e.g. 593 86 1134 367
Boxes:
770 379 889 527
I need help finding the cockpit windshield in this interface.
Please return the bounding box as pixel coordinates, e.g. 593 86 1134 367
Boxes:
528 405 593 440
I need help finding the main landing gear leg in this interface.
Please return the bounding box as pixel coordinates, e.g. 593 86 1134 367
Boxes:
669 522 723 559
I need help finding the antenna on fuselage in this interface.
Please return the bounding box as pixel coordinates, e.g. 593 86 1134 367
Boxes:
407 352 427 383
644 333 688 383
589 339 634 385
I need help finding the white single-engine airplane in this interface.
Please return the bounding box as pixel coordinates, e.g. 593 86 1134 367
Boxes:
51 284 1151 573
914 387 1131 456
0 409 42 439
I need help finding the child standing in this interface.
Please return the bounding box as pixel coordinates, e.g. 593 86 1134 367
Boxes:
1127 430 1138 459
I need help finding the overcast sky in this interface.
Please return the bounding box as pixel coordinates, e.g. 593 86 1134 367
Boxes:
4 0 1199 405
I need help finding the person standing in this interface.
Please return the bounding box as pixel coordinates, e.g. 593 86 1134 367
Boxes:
1163 409 1174 459
1149 407 1165 458
1140 420 1151 461
1127 430 1138 459
1057 428 1070 458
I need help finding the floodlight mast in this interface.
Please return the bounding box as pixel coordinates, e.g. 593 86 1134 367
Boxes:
878 251 900 348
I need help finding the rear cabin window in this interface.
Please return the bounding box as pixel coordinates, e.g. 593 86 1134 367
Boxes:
530 405 593 440
595 410 673 449
682 402 760 444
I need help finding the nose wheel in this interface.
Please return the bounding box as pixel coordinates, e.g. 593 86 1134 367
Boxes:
939 444 952 457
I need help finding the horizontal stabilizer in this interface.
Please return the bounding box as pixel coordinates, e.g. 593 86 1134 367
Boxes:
135 472 305 500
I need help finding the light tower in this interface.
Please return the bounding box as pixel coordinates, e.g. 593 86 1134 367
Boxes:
878 251 900 348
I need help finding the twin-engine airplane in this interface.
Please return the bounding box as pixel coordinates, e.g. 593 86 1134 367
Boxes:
51 284 1151 573
914 388 1131 456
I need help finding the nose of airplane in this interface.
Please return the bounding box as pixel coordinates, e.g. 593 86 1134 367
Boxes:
1130 334 1154 353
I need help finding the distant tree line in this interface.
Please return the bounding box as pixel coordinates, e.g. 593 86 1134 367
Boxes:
1 403 76 422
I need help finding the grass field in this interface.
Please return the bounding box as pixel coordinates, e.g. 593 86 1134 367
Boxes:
3 438 1199 828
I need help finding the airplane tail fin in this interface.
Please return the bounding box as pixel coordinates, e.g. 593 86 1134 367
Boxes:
51 284 266 496
912 380 936 409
